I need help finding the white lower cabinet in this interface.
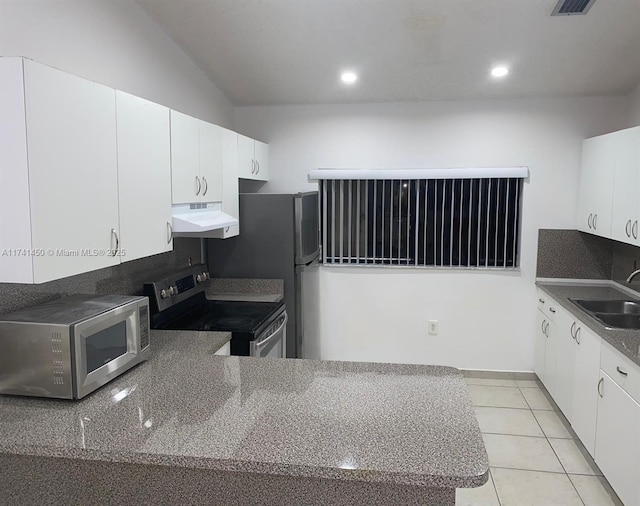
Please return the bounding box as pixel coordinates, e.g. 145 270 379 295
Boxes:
534 310 548 383
536 290 640 505
568 323 601 456
551 308 576 420
214 342 231 356
595 371 640 506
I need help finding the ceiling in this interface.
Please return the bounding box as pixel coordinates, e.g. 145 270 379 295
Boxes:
137 0 640 106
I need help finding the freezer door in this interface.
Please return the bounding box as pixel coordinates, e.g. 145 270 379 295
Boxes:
296 258 320 360
295 192 320 265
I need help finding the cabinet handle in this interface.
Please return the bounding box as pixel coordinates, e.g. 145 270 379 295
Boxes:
224 226 230 233
597 377 604 397
575 327 581 345
256 161 260 174
111 228 119 256
549 308 556 314
195 176 201 196
544 321 549 336
251 160 256 174
167 222 173 244
626 220 632 238
633 220 638 240
593 213 597 229
570 322 576 339
539 298 545 304
541 319 546 334
616 366 628 377
588 213 593 229
202 176 208 196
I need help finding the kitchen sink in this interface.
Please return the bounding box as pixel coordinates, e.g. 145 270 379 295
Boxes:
570 299 640 330
572 299 640 315
594 313 640 329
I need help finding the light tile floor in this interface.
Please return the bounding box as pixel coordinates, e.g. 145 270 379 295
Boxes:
456 378 624 506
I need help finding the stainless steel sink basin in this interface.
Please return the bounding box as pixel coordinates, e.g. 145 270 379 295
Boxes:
572 299 640 315
569 299 640 329
594 313 640 329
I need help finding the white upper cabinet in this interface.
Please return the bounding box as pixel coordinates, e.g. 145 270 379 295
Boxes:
0 58 120 284
170 110 225 203
578 133 615 237
170 110 200 204
210 128 240 239
238 133 269 181
116 91 173 262
610 127 640 246
578 126 640 244
199 120 224 203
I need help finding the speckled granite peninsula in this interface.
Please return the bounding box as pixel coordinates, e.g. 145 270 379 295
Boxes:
0 330 488 505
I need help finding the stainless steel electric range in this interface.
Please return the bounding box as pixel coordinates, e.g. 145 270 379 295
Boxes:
143 265 287 359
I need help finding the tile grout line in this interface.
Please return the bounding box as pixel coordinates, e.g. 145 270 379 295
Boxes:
525 391 587 506
488 469 502 506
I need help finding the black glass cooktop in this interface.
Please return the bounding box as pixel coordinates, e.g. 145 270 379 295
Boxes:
153 295 284 335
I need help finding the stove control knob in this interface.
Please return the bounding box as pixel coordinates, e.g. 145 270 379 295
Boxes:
168 286 176 296
204 272 210 280
160 289 168 299
196 274 203 283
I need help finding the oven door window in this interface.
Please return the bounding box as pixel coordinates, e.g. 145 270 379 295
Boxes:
85 321 128 373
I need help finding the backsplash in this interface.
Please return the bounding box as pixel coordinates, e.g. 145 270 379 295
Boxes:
0 238 201 315
537 229 640 287
536 229 612 279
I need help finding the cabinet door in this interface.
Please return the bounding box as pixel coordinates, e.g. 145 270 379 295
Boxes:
534 310 547 383
552 309 576 419
595 372 640 506
610 127 640 245
0 57 33 283
24 60 120 283
221 128 240 237
570 324 601 456
543 319 558 399
199 120 223 203
116 91 172 262
170 110 200 204
578 134 615 237
254 139 269 181
237 133 255 179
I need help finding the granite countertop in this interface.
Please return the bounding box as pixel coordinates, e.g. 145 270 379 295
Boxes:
205 278 284 303
536 280 640 366
0 330 488 490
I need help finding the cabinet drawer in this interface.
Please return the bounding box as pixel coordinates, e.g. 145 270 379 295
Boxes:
537 290 559 321
601 342 640 404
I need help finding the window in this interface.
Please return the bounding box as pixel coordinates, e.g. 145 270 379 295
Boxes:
315 169 525 268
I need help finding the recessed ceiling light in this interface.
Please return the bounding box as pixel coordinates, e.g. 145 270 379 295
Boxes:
341 71 358 85
491 66 509 78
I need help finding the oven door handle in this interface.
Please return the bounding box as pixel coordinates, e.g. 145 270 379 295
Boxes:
255 312 288 349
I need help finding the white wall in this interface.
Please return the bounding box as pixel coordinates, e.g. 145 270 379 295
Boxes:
235 97 627 371
0 0 233 127
627 83 640 127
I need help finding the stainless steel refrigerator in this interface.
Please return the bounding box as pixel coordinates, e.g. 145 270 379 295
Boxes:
207 192 320 359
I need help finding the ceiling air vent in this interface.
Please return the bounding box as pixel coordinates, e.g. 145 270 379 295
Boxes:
551 0 596 15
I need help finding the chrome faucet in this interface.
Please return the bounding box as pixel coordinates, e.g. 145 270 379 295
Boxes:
626 269 640 283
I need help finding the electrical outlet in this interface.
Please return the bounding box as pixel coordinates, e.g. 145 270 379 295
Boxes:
428 320 439 335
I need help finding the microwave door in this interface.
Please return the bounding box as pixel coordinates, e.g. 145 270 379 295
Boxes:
72 301 140 399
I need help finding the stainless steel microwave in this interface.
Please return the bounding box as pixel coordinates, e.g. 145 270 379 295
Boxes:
0 294 150 399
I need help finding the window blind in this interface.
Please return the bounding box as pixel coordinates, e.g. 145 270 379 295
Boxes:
316 169 526 268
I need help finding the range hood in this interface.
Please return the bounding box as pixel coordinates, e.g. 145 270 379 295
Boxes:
171 203 238 237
